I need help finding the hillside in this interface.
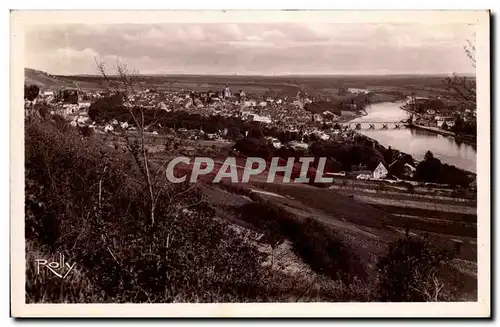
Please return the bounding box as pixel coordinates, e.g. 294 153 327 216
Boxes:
24 68 102 91
25 68 69 90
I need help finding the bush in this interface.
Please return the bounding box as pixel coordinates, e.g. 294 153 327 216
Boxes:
88 93 127 123
25 84 40 101
415 151 470 187
78 125 94 137
294 218 365 287
376 236 454 302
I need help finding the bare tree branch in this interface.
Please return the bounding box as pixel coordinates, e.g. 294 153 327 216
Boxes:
95 58 158 226
442 38 477 110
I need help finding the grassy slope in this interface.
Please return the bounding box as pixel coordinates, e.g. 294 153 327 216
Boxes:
25 68 102 91
205 180 477 301
25 68 69 89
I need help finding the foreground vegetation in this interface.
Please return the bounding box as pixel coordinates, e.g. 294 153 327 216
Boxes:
26 116 269 302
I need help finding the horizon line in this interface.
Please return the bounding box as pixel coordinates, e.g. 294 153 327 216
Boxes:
25 67 476 78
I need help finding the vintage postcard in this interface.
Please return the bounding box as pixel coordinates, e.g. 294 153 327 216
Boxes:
10 10 490 317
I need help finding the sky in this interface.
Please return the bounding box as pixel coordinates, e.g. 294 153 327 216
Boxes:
24 23 476 76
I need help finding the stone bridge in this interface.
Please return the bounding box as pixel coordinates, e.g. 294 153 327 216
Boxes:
336 121 411 131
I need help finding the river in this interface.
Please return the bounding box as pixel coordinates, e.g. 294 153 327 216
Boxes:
351 101 477 173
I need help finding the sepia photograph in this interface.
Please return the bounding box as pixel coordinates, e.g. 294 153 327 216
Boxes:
10 10 490 317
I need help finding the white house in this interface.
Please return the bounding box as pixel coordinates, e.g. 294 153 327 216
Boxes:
404 163 416 178
356 174 372 180
223 86 232 98
248 114 272 124
272 139 282 149
266 137 282 149
314 115 324 123
347 88 370 94
313 131 330 141
78 102 91 109
319 133 330 141
243 100 257 107
372 162 389 180
323 110 337 117
76 115 89 125
293 100 304 109
288 141 309 150
158 102 168 111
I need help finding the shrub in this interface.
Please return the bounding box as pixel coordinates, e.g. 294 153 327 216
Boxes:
415 151 470 187
293 218 365 287
78 125 94 137
25 84 40 101
376 236 454 302
88 93 127 123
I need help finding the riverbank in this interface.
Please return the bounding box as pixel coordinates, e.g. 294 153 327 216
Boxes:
354 131 476 180
400 106 476 147
410 124 476 147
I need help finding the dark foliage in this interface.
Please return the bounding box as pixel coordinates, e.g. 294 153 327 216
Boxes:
88 94 126 123
377 236 454 302
234 137 273 161
25 84 40 101
310 141 385 171
59 89 79 104
451 116 477 137
415 151 471 187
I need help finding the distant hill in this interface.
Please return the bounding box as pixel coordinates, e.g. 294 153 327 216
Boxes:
24 68 69 90
25 68 461 97
24 68 103 91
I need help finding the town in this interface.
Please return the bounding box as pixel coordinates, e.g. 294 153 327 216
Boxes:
24 76 476 189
